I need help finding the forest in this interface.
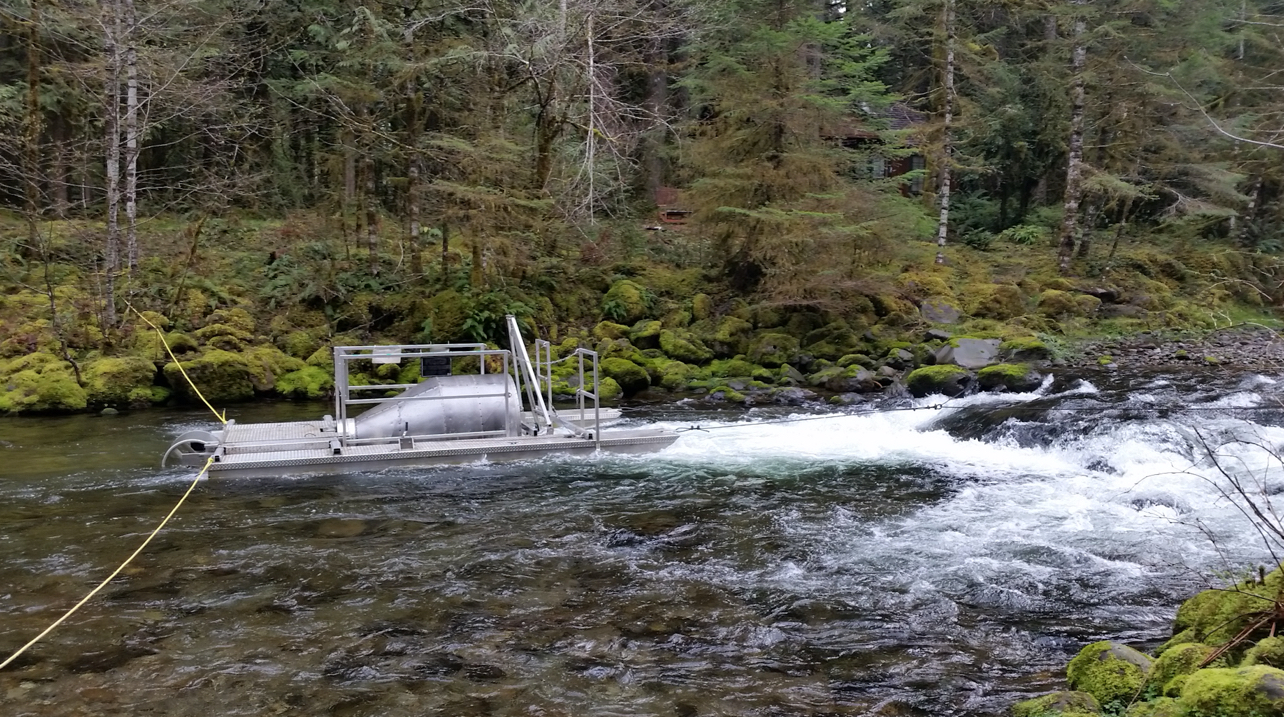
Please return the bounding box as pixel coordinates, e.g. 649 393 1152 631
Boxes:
0 0 1282 413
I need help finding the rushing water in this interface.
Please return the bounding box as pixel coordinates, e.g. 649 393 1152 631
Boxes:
3 371 1284 715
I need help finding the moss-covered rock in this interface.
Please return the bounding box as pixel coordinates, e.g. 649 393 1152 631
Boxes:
1038 290 1102 319
602 280 651 324
243 346 307 393
276 366 335 399
659 361 695 390
0 354 88 414
1244 636 1284 669
695 316 753 358
838 353 876 369
630 320 663 350
1175 665 1284 715
691 293 714 321
802 321 864 361
598 338 647 365
660 329 713 364
748 333 800 368
598 377 623 402
905 365 972 398
973 284 1028 321
592 321 630 341
1144 643 1220 699
206 307 256 334
1012 691 1101 717
978 363 1043 392
599 357 650 395
163 350 255 403
1173 569 1284 648
193 323 254 352
1067 641 1153 712
1121 697 1179 717
710 358 761 378
708 386 747 403
305 346 334 369
279 331 320 360
83 356 157 406
1001 336 1053 362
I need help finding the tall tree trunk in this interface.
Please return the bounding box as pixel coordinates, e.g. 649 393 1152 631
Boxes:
1240 177 1262 245
51 114 69 217
102 0 121 326
1057 1 1087 275
643 43 668 204
24 0 42 251
934 0 955 266
124 0 139 274
404 22 423 278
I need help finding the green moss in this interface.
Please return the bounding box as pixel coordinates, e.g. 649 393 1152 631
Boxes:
599 358 650 395
709 386 747 403
978 363 1042 392
597 377 623 402
1174 568 1284 648
602 279 651 324
802 321 864 360
243 346 307 393
972 283 1027 320
1038 290 1102 319
747 332 800 368
691 293 714 321
659 361 695 390
193 322 254 345
163 350 256 403
710 358 760 378
1244 636 1284 669
659 329 713 364
696 316 753 358
1121 697 1179 717
0 360 88 414
838 354 875 369
276 366 335 399
1144 643 1220 699
1066 641 1153 713
1098 355 1114 365
629 320 663 349
1175 665 1284 715
592 321 630 341
305 346 334 369
1000 336 1052 361
206 307 256 334
424 289 469 341
1012 691 1102 717
279 331 320 359
83 356 157 406
905 365 970 398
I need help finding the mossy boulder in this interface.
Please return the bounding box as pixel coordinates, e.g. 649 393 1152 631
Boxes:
1001 337 1053 362
1038 290 1102 319
1245 636 1284 669
163 350 256 403
305 346 334 370
659 361 695 390
710 358 761 378
905 365 972 398
598 338 647 365
83 356 157 406
747 333 800 368
691 293 714 321
193 323 254 351
0 354 88 414
279 331 320 360
1173 568 1284 647
802 322 864 361
838 354 876 369
598 377 623 402
630 320 663 350
276 366 335 399
599 358 650 395
978 364 1043 393
695 316 753 358
1144 643 1221 699
592 321 630 341
1122 697 1179 717
660 329 713 364
1067 641 1153 712
243 346 307 393
1175 665 1284 715
603 280 651 325
1012 691 1101 717
972 284 1028 320
206 307 256 334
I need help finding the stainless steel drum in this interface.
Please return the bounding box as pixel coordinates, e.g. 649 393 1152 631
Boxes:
351 374 521 440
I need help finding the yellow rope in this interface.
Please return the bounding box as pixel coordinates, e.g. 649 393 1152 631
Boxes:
0 457 213 671
127 304 226 424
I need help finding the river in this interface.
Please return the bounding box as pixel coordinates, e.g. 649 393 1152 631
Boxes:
2 370 1283 715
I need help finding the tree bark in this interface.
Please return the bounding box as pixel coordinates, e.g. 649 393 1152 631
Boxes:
124 0 139 274
365 152 378 276
934 0 955 265
642 43 668 204
24 0 42 251
1057 1 1087 274
102 0 121 326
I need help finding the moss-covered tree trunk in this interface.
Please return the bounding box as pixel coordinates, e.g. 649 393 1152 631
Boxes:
1057 0 1087 275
